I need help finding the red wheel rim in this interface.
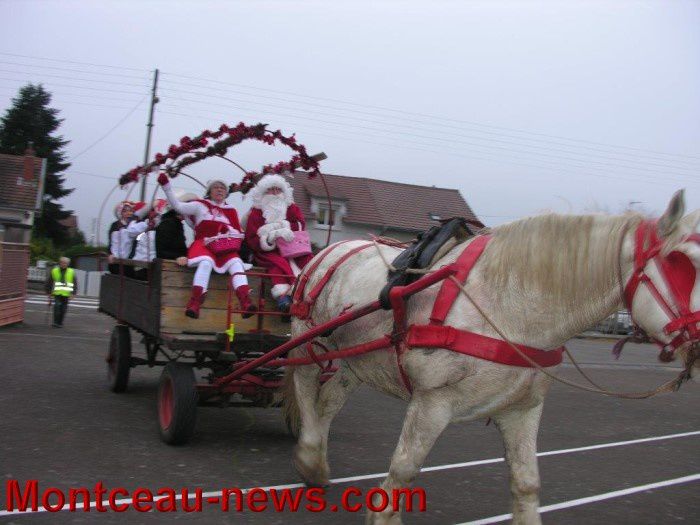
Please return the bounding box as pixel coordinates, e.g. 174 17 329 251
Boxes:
159 376 173 430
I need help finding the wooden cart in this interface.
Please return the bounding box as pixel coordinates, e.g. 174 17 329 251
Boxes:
99 259 296 444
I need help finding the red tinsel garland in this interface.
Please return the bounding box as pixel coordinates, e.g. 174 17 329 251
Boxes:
117 122 321 193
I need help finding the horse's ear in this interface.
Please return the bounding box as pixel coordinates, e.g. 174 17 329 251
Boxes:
658 189 685 238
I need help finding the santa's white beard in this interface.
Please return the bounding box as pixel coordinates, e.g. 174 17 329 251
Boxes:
260 194 288 224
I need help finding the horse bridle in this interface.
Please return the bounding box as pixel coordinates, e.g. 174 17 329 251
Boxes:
616 220 700 368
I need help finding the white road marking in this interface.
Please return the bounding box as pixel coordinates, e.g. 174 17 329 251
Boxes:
0 332 105 342
463 473 700 524
24 300 97 309
24 309 99 316
1 430 697 516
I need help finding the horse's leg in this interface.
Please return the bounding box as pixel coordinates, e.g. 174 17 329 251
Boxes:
290 363 327 486
302 362 363 483
367 391 453 525
493 403 544 525
316 362 362 460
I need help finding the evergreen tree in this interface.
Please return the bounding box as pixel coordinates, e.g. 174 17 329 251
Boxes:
0 83 73 245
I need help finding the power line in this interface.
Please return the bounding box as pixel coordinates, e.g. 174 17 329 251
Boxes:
157 99 700 183
0 83 143 102
0 68 150 88
0 60 150 81
161 80 700 169
0 52 150 72
70 95 148 161
0 76 149 96
157 108 699 191
159 70 700 162
157 88 700 174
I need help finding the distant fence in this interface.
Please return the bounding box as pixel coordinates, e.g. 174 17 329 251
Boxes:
1 242 30 326
27 265 104 298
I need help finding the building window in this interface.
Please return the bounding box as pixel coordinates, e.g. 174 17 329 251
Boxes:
317 206 336 227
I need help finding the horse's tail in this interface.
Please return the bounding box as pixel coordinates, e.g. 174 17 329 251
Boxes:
281 361 301 439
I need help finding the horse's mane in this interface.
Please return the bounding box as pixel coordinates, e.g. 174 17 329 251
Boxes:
481 212 645 309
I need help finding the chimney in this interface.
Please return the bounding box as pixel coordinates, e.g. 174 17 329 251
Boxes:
23 143 36 181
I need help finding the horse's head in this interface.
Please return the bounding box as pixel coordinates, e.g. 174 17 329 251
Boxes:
623 190 700 375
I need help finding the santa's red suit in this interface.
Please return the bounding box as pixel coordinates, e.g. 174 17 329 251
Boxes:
160 174 255 318
244 175 314 299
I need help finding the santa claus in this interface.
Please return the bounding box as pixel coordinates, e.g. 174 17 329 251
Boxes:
158 172 256 319
244 174 314 312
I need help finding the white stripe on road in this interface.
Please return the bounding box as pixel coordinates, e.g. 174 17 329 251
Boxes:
25 295 100 304
24 309 99 316
24 300 97 309
0 430 697 516
26 296 98 301
0 332 105 342
463 473 700 524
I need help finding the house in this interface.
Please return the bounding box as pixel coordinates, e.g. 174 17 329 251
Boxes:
0 147 46 326
289 172 482 247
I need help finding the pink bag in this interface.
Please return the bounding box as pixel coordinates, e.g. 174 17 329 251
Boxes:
205 233 243 255
277 226 312 259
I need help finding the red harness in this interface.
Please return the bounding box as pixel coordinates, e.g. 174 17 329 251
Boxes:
292 237 564 393
405 236 564 375
623 221 700 354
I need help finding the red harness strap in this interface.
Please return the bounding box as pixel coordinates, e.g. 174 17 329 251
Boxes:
409 236 565 369
407 325 564 367
622 222 700 353
291 241 374 321
430 236 491 324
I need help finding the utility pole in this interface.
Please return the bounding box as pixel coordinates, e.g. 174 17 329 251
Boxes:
139 68 159 202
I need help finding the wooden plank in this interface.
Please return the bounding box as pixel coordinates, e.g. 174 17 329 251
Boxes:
161 270 229 290
160 287 281 312
160 305 290 335
99 273 160 335
161 287 230 307
161 305 228 334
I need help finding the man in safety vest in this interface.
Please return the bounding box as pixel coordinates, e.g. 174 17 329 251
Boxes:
44 257 78 327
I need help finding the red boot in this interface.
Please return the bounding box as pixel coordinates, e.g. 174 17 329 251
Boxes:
235 285 258 319
185 286 206 319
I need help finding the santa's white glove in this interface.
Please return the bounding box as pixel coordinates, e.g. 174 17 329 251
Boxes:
277 228 294 242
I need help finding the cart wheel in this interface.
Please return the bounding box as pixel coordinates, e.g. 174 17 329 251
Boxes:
107 325 131 393
158 363 198 445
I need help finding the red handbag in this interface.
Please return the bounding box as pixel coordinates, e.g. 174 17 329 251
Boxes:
205 233 243 255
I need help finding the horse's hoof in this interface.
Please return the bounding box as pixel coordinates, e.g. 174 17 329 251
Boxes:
293 445 330 487
365 510 403 525
293 456 330 487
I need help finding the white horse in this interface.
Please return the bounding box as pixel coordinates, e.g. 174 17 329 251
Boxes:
283 191 700 524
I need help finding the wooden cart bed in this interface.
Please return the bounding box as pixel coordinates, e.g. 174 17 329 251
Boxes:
99 259 290 347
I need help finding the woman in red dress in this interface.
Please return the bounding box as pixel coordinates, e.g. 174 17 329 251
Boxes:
158 172 256 319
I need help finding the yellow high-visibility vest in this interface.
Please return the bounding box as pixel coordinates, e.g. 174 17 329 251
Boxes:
51 267 75 296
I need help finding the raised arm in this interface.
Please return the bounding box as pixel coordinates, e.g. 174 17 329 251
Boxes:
158 173 202 216
125 220 149 239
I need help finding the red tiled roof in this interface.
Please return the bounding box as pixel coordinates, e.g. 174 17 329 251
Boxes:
0 153 43 211
290 172 481 232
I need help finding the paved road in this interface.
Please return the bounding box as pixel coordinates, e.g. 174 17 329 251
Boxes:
0 300 698 524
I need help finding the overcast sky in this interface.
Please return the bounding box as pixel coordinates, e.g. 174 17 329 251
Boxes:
1 0 698 242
